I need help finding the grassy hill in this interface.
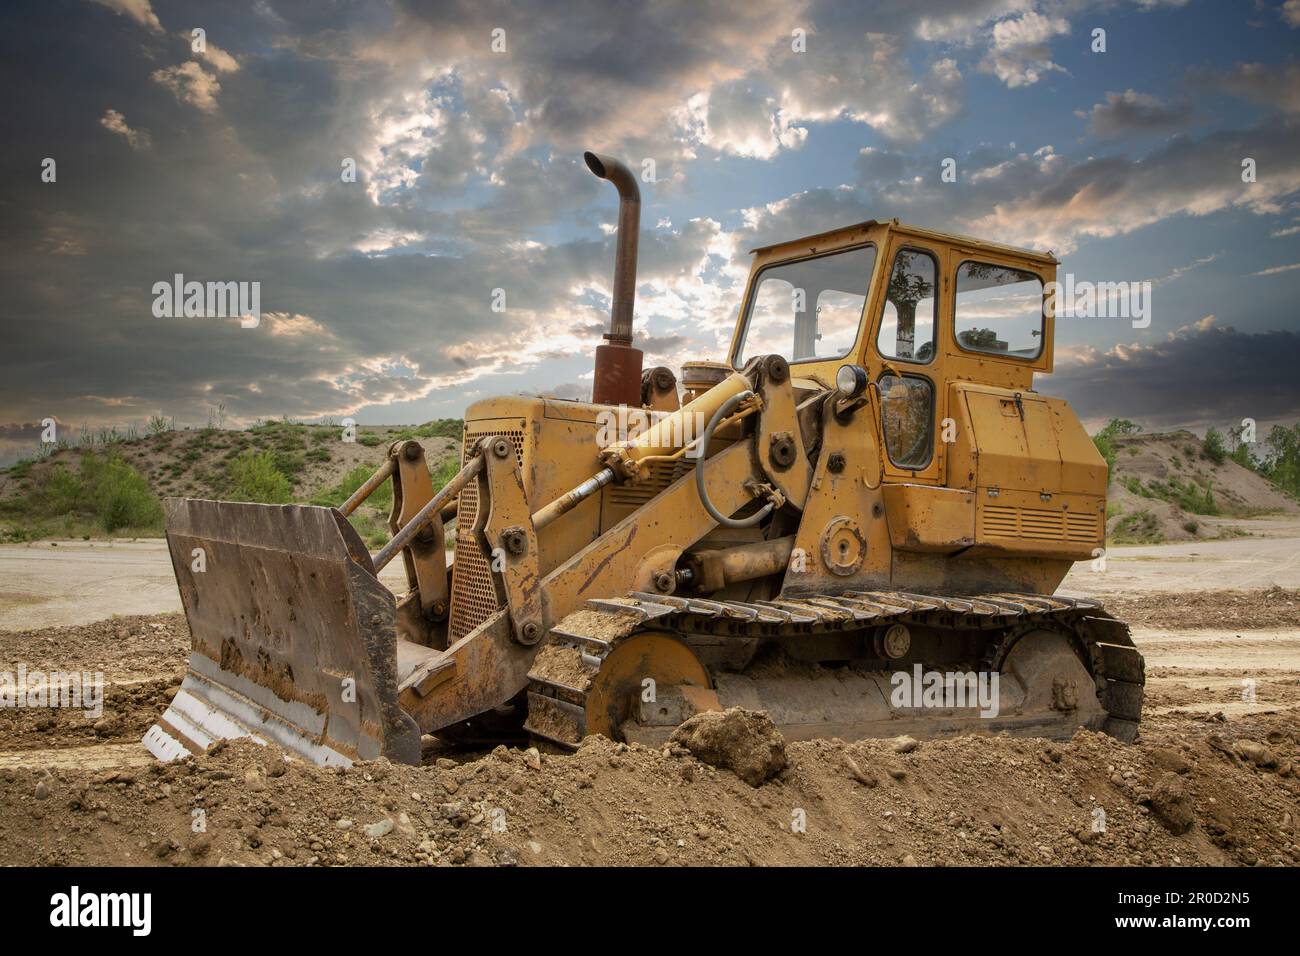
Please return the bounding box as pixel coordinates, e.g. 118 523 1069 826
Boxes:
5 414 1295 551
0 419 462 548
1102 428 1299 543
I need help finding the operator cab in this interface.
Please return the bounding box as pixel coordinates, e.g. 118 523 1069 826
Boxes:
729 219 1057 486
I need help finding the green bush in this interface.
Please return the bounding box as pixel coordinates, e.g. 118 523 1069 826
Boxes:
1113 509 1162 543
1203 427 1226 465
1092 432 1116 477
429 455 460 488
1128 475 1219 515
44 463 85 513
415 419 463 440
1120 475 1150 498
5 451 162 534
312 463 393 511
1089 419 1140 481
94 456 163 531
272 450 306 479
228 450 293 504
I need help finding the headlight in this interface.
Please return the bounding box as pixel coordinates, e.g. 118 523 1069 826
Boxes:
835 363 868 399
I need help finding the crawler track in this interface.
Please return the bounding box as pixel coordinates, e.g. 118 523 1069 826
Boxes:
524 590 1145 747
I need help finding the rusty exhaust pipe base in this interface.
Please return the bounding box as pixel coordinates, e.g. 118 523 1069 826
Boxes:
585 150 644 407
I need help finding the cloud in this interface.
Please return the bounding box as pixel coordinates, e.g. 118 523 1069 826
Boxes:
88 0 162 33
362 0 811 171
963 138 1300 252
1250 261 1300 276
738 117 1300 257
0 421 50 469
914 1 1036 42
98 108 151 149
262 312 331 337
981 10 1070 88
151 61 223 112
358 0 973 170
187 34 240 73
674 85 808 160
953 126 1299 254
4 0 1295 442
38 216 90 256
1077 89 1194 137
1200 61 1300 117
1046 320 1300 426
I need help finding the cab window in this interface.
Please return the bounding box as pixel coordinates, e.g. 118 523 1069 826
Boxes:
876 248 937 363
736 244 877 365
953 261 1044 359
879 373 934 470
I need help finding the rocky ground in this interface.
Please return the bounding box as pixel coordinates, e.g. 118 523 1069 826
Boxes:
0 592 1296 867
0 712 1295 867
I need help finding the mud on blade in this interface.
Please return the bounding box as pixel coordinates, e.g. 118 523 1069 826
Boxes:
144 498 420 766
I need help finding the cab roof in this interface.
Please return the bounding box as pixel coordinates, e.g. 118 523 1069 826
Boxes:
748 218 1058 265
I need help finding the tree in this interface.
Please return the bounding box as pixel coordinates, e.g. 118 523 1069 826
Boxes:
1091 418 1142 481
957 328 1001 350
228 450 293 504
1203 426 1226 465
1260 423 1300 498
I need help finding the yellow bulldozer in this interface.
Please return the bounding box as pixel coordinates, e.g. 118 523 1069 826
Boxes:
144 152 1143 767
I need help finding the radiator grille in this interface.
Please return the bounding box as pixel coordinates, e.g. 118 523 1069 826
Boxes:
983 505 1100 544
448 426 525 641
607 458 695 508
1065 511 1101 543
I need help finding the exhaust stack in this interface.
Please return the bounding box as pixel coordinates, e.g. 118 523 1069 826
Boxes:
584 150 644 406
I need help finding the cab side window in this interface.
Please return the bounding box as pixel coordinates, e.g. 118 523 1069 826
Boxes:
876 249 938 363
953 261 1045 359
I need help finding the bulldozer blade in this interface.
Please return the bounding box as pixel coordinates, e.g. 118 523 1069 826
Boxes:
143 498 421 767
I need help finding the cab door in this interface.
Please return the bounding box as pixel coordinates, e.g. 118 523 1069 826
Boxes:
867 235 950 486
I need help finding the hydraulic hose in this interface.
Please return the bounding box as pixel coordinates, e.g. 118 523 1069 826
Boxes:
694 389 773 529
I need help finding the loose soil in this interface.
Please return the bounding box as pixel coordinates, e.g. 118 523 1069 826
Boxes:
1 596 1296 867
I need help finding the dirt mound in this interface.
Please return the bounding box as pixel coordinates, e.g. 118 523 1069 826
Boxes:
1102 588 1300 630
1114 431 1297 514
0 678 175 753
1 707 1296 867
669 708 787 786
0 613 188 683
2 591 1298 867
1108 430 1298 544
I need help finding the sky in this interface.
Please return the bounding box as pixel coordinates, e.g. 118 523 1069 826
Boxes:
2 0 1299 466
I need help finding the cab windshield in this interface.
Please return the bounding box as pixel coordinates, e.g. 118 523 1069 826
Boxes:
735 244 877 366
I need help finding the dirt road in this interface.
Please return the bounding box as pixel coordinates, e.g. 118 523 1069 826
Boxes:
0 538 414 630
5 516 1298 630
1060 515 1300 597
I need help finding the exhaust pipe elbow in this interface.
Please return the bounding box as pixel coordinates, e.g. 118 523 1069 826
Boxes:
584 151 640 348
584 151 641 205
